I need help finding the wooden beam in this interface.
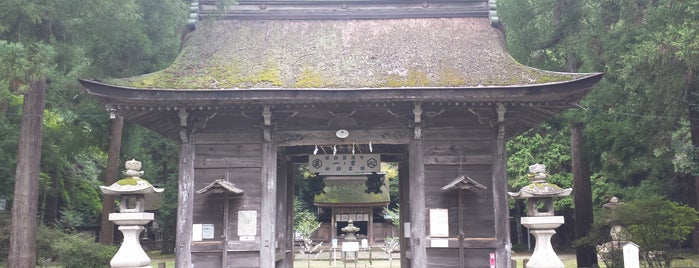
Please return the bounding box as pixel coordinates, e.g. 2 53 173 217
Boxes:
176 138 195 268
274 129 410 146
194 157 262 169
409 137 427 267
491 103 511 268
260 127 277 268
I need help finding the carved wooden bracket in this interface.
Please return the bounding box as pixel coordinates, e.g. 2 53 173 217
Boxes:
263 105 272 127
496 102 506 146
178 108 189 143
496 102 506 123
413 103 423 139
263 105 272 143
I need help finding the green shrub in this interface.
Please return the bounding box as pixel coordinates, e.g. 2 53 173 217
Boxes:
609 195 699 267
53 233 117 268
0 213 8 263
36 225 66 264
0 214 116 267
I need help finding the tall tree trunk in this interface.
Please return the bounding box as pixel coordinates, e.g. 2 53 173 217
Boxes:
99 115 124 245
572 122 597 267
687 75 699 254
43 177 60 225
8 78 46 268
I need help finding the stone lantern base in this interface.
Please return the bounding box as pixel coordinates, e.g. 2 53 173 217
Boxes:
521 216 565 268
109 212 154 268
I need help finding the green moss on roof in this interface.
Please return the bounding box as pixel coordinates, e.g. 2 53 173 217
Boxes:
116 177 151 186
295 67 328 88
110 18 582 89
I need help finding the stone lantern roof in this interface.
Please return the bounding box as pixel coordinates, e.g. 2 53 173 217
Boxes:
508 163 571 199
100 159 164 196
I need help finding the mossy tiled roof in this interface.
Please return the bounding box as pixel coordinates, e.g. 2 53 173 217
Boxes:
110 17 582 90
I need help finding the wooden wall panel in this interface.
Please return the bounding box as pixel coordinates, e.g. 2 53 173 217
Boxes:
192 252 222 267
195 143 262 158
192 197 225 240
193 114 261 134
422 127 494 141
463 249 494 268
424 140 492 156
194 132 262 145
424 165 495 238
193 166 263 248
227 252 260 268
426 248 460 267
425 248 495 268
192 251 260 268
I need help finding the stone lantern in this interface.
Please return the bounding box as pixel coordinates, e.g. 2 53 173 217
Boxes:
509 164 571 268
101 159 164 268
341 220 361 240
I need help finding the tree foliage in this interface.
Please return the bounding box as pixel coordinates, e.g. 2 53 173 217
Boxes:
608 196 698 267
0 0 186 263
500 0 699 253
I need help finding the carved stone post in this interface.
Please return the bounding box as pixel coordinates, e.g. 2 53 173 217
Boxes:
509 164 571 268
101 159 164 268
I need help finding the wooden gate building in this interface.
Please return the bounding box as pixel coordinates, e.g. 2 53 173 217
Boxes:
81 0 602 267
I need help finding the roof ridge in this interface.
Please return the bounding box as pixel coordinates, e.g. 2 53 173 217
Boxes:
186 0 498 24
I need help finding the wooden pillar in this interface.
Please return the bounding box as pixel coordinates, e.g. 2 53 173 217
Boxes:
175 145 195 268
409 102 426 267
276 155 292 268
260 105 277 268
399 153 410 268
368 206 374 245
492 103 512 268
175 122 195 268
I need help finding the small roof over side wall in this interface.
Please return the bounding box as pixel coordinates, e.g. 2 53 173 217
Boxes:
196 179 245 195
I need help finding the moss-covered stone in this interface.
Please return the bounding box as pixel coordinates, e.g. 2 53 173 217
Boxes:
116 177 151 186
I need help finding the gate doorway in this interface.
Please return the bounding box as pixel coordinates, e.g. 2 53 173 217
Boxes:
282 144 407 268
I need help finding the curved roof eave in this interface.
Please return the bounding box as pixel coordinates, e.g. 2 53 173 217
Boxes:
80 73 602 107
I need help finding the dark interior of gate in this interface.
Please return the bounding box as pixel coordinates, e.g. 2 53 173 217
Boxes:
186 102 502 267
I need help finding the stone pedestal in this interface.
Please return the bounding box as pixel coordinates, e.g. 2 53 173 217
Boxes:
521 216 564 268
109 212 154 268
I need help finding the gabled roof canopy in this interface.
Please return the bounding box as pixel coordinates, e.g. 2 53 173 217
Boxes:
196 179 245 195
95 17 594 90
79 1 602 138
442 175 487 191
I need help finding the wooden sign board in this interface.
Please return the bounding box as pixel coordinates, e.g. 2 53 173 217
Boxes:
238 210 257 237
430 209 449 237
202 224 215 239
192 224 203 242
342 242 360 252
308 154 380 174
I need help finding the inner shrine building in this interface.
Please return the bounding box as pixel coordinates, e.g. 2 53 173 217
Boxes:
80 0 602 267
